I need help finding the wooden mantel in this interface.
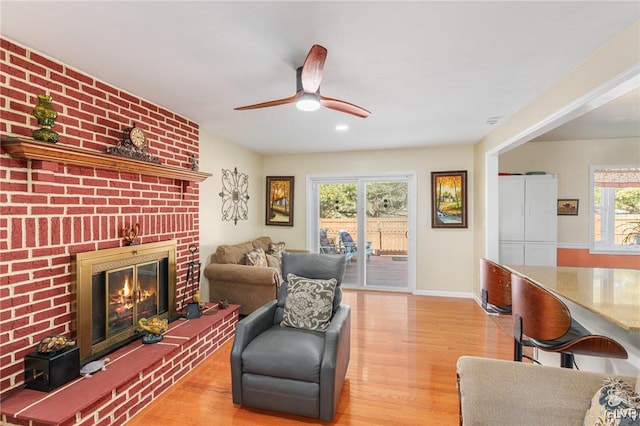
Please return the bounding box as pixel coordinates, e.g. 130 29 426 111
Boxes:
1 136 212 185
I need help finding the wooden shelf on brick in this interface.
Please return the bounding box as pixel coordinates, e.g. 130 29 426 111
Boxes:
1 136 211 185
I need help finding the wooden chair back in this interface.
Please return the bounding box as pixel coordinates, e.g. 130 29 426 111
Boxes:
480 259 512 308
511 274 571 341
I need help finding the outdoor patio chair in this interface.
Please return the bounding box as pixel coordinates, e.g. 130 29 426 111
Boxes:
319 228 337 253
338 230 372 261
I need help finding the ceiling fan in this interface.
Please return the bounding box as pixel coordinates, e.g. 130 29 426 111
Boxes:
234 44 371 118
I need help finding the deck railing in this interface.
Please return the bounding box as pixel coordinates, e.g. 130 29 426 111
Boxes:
321 214 639 255
320 218 408 255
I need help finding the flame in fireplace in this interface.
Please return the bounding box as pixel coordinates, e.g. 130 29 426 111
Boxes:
116 275 135 309
114 274 157 310
123 275 131 297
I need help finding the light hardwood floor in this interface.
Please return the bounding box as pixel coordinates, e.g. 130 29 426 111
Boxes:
127 290 514 425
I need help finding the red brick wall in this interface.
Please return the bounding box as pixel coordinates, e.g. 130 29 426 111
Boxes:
0 37 203 398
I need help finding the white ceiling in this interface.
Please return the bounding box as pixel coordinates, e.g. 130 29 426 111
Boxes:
530 86 640 142
1 1 639 155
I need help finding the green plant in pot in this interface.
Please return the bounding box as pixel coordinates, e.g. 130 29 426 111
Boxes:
618 220 640 246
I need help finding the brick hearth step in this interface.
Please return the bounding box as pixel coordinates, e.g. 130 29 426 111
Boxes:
1 304 239 426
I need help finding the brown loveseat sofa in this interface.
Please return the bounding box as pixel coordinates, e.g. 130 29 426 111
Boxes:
203 237 293 315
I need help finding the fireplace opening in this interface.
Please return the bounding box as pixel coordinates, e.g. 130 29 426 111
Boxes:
90 258 170 356
73 240 177 363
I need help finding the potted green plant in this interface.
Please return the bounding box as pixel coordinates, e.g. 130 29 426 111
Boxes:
618 220 640 245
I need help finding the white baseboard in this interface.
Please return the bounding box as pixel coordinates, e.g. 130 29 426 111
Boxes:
413 289 475 299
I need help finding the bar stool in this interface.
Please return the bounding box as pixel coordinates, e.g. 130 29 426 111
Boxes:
480 258 512 314
511 273 628 368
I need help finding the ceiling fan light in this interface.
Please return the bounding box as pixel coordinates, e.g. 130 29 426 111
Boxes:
296 93 321 112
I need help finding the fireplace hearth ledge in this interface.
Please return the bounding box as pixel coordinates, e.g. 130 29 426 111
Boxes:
0 304 239 426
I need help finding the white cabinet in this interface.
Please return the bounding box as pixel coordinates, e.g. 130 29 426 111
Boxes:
499 175 557 266
499 242 557 266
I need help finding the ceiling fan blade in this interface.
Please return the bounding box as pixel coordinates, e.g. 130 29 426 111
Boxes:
300 44 327 93
234 93 300 111
320 96 371 118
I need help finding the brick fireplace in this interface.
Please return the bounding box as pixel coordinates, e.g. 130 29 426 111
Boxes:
0 37 210 399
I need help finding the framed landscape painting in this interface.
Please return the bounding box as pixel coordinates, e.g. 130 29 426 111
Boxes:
266 176 294 226
431 170 467 228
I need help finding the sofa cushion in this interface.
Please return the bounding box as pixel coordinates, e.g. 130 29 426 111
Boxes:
267 241 286 259
252 236 273 252
242 325 325 383
265 253 282 282
246 247 268 267
214 241 254 264
281 273 336 332
266 253 281 270
584 377 640 425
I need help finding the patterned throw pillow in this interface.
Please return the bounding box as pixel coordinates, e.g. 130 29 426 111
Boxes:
265 253 281 270
584 377 640 425
281 273 337 332
265 253 282 283
245 247 268 267
267 242 286 259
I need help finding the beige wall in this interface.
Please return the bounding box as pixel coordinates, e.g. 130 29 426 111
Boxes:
261 144 475 294
198 20 639 300
499 137 639 245
473 20 639 295
198 140 477 296
199 129 264 300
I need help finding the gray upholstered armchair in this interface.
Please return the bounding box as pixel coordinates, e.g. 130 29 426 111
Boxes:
230 252 350 422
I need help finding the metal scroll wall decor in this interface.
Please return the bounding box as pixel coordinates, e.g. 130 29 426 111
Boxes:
219 167 250 225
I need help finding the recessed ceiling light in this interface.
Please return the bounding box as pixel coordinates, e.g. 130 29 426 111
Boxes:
335 124 349 132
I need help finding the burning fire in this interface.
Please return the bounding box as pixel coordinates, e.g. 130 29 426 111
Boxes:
116 275 134 309
115 274 154 309
123 275 131 297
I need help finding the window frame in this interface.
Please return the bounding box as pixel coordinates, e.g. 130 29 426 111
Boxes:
589 165 640 254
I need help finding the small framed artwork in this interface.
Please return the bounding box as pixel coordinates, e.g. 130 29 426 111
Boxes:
431 170 468 228
266 176 294 226
557 199 579 216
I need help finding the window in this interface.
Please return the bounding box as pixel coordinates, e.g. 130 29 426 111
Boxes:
590 166 640 253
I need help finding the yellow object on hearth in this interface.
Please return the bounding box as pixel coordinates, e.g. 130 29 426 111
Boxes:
138 317 168 335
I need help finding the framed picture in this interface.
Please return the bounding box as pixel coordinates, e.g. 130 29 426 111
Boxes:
431 170 467 228
266 176 294 226
557 199 579 216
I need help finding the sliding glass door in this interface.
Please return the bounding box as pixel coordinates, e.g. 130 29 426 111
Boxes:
364 179 409 289
310 174 414 291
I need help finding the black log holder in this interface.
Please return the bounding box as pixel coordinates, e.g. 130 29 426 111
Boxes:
182 244 202 320
185 302 201 319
